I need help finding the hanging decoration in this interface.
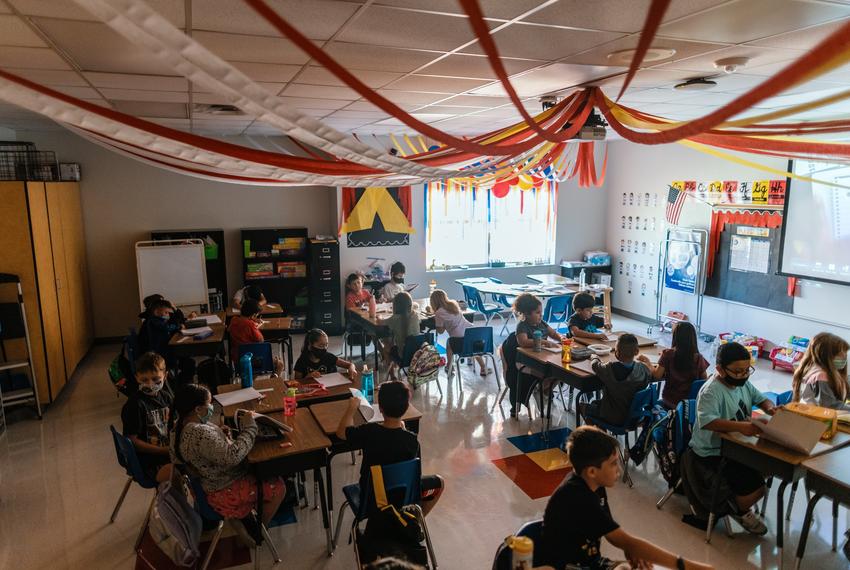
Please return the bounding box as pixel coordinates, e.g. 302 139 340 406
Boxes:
340 187 413 248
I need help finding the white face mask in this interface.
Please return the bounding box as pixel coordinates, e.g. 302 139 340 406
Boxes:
140 381 163 396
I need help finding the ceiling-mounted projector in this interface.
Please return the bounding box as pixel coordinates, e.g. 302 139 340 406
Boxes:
568 109 607 141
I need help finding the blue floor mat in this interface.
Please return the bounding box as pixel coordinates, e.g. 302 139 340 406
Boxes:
507 427 572 453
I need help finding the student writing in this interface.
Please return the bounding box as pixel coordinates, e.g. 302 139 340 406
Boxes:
568 292 610 340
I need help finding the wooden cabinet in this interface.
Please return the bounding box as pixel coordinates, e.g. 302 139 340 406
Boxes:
0 181 92 403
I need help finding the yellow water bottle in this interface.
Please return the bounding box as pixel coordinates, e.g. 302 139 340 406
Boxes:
505 535 533 570
562 337 573 364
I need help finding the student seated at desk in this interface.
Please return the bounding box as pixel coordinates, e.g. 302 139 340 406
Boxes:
791 332 850 411
681 342 775 536
170 383 285 526
293 328 357 380
581 334 652 426
232 284 267 311
138 298 195 384
429 289 487 376
139 293 196 324
379 292 421 381
380 261 406 302
336 381 444 517
514 293 562 349
568 292 610 341
121 352 174 483
345 273 377 312
539 426 714 570
228 299 264 363
638 321 708 409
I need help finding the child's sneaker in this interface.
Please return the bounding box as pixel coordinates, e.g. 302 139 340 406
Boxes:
731 509 768 535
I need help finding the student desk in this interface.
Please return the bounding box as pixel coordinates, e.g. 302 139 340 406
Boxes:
257 317 295 376
168 312 226 359
225 302 285 320
795 446 850 567
572 331 658 348
527 273 576 286
717 431 850 563
247 408 334 554
310 398 424 534
217 375 360 416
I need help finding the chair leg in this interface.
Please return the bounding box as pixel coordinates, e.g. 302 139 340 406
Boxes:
200 520 225 570
351 520 362 570
350 451 356 465
110 476 133 523
723 515 734 537
786 480 799 522
260 522 282 563
488 354 501 389
705 512 715 544
618 446 633 488
832 498 839 551
333 500 349 548
313 478 319 510
411 504 438 570
497 385 508 405
657 481 679 509
134 491 156 551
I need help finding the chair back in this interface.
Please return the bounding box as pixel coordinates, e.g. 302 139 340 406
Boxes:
238 342 274 374
126 327 139 374
761 390 793 407
687 379 706 400
462 285 486 313
672 399 698 455
460 326 494 357
401 333 434 368
110 425 157 489
491 520 543 570
356 458 423 519
186 474 224 522
542 295 573 325
625 384 658 428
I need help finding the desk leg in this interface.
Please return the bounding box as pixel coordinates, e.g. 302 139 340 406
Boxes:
326 453 335 545
794 493 824 569
603 290 612 327
285 335 293 377
832 498 839 551
314 466 333 556
777 479 790 566
360 327 366 361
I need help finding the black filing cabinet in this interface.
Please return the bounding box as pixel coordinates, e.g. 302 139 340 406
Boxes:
308 238 342 335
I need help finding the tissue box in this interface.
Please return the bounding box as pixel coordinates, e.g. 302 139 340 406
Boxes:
785 402 838 440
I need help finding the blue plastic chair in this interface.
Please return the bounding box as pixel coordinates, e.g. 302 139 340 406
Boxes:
762 390 793 406
687 379 707 400
452 326 501 391
542 294 574 334
332 458 438 568
399 333 441 395
655 399 698 510
462 285 503 326
109 425 159 549
487 278 517 335
586 384 658 487
492 520 543 570
238 342 275 374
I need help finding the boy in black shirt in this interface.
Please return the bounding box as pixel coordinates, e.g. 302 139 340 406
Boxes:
540 426 713 570
568 292 609 341
121 352 174 482
336 381 444 516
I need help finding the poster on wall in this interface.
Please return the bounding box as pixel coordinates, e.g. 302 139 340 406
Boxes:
664 239 700 295
339 186 413 248
729 235 771 274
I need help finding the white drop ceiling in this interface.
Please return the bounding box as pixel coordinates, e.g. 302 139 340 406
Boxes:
0 0 849 137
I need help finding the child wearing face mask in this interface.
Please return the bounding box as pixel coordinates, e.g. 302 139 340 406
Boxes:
138 297 196 384
792 332 850 411
170 383 285 526
121 352 174 482
228 298 265 363
292 328 358 380
380 261 407 302
682 342 776 536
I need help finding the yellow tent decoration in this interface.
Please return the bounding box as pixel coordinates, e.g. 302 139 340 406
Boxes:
339 187 415 234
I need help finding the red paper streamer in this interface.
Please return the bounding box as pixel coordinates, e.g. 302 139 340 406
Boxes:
615 0 671 101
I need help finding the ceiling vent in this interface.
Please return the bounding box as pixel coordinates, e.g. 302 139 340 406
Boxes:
193 103 245 115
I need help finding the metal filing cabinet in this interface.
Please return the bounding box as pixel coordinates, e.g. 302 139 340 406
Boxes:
308 239 342 335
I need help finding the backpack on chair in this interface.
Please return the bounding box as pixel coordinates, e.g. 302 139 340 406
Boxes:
408 343 444 388
146 478 203 567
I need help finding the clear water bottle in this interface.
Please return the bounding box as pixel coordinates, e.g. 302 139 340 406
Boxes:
532 330 543 352
240 353 253 388
505 535 533 570
429 279 437 296
284 387 297 417
361 364 374 404
579 268 587 290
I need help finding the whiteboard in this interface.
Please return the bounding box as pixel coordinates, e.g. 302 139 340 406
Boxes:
136 240 208 309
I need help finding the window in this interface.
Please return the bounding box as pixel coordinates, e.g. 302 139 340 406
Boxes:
425 183 557 268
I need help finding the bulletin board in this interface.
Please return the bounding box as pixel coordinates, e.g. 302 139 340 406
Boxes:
704 223 792 313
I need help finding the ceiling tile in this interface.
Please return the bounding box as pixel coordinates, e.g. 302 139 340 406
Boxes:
595 68 701 90
439 94 513 106
192 0 360 40
111 101 188 118
377 90 453 105
49 85 101 99
9 0 184 25
83 72 188 91
376 113 455 126
0 14 47 47
7 68 87 86
373 0 547 20
747 17 850 50
336 6 487 51
523 0 731 33
343 100 421 112
385 75 492 93
658 0 850 44
471 63 624 97
326 109 392 120
653 45 803 75
295 66 404 89
282 83 360 99
100 88 189 103
0 46 70 69
228 61 301 83
564 35 725 67
424 105 491 114
617 88 682 104
192 83 286 101
193 31 310 65
461 23 623 60
324 42 440 73
277 96 352 110
416 54 544 79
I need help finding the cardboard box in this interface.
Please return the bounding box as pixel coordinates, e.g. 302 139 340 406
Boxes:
785 402 838 440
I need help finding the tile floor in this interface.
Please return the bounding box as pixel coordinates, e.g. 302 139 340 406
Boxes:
1 316 848 569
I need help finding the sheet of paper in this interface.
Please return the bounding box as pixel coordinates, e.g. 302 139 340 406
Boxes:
754 409 826 454
316 372 352 389
180 326 213 336
231 308 240 314
214 387 261 407
602 333 619 342
838 412 850 425
375 302 393 313
350 388 383 422
198 314 222 325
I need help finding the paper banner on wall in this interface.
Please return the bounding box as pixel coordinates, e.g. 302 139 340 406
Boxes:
340 186 413 248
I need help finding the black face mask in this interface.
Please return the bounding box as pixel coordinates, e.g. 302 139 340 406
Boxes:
311 347 327 358
724 374 750 387
393 276 405 284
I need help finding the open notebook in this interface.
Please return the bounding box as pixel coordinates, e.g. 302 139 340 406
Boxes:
753 409 828 454
351 388 384 423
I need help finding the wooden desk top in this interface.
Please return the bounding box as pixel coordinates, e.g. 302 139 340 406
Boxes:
247 408 331 464
226 303 284 318
348 298 471 328
527 273 576 286
218 374 360 416
567 344 664 376
257 317 292 331
517 346 595 378
309 399 423 436
838 422 850 435
721 430 850 466
168 311 226 347
572 331 658 348
802 445 850 488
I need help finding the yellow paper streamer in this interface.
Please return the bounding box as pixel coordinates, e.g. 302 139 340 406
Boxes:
403 134 419 156
388 133 406 157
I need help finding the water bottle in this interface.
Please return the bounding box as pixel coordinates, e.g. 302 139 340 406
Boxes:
561 337 573 363
284 388 297 417
579 268 586 290
240 353 253 388
361 365 374 404
505 535 533 570
532 330 543 352
428 279 437 296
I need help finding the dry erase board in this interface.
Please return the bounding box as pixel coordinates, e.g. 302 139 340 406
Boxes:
136 240 208 309
704 224 792 313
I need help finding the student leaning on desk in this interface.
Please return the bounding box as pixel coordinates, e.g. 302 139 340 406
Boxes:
568 292 611 341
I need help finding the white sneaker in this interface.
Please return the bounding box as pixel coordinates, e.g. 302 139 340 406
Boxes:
731 509 768 535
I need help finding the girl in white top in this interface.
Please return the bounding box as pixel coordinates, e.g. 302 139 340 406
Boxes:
430 289 488 376
792 332 850 411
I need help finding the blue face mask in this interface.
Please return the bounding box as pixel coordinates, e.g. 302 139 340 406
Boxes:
198 404 214 424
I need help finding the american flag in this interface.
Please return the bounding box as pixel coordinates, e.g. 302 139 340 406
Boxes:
666 185 687 225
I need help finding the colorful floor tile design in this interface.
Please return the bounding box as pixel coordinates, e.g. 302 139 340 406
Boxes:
492 427 573 499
